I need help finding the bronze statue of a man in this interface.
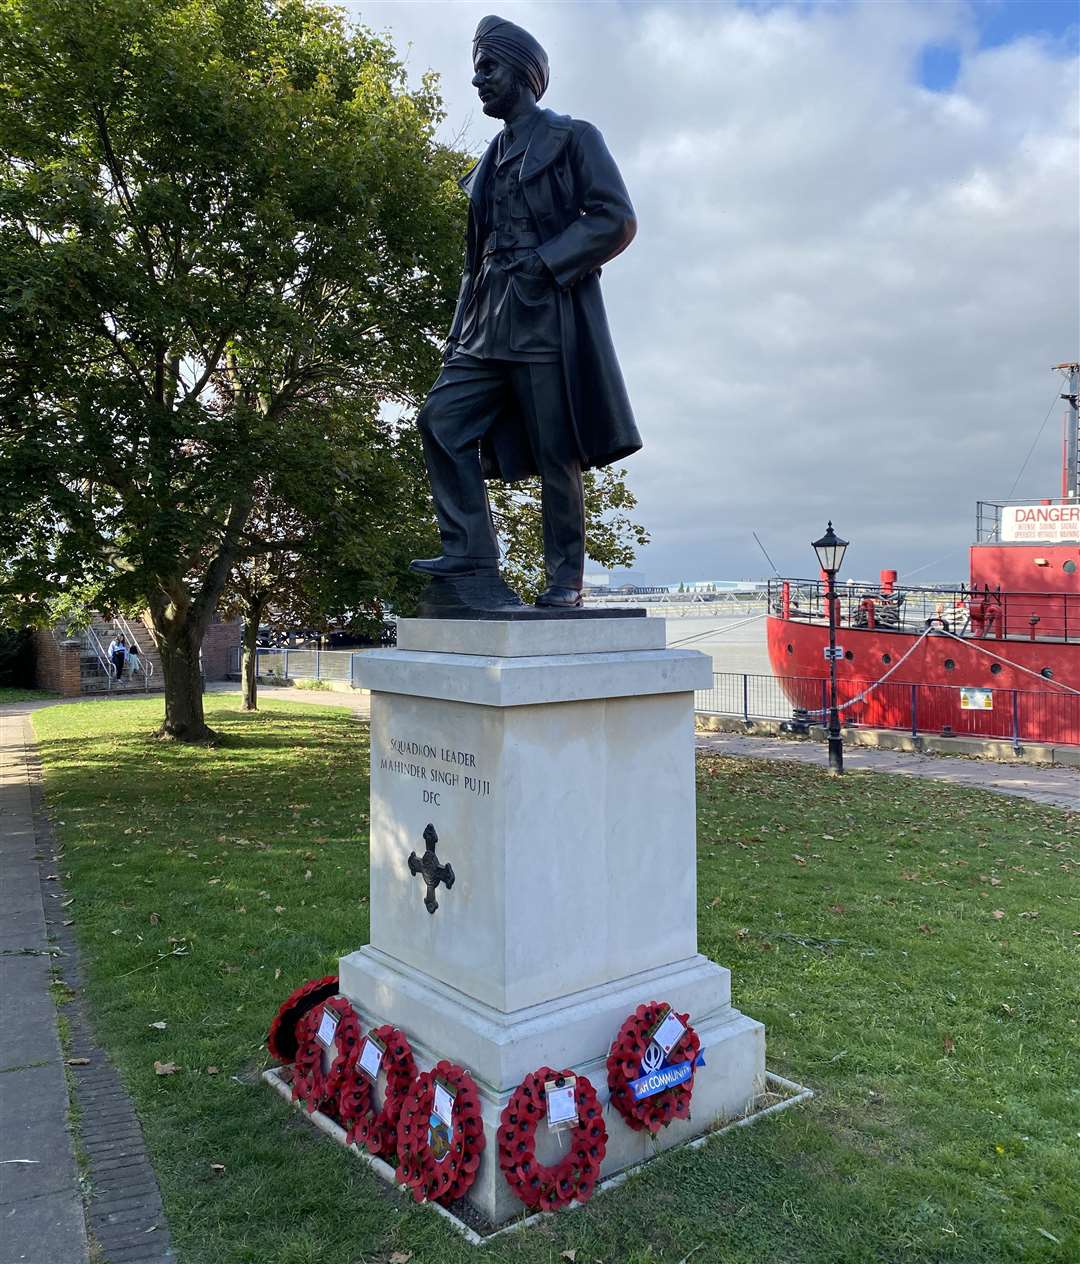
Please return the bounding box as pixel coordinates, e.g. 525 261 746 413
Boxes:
411 14 640 610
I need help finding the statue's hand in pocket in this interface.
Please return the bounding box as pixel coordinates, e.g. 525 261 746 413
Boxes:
516 250 549 279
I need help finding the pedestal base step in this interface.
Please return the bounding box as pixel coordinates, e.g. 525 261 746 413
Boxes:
263 1066 811 1242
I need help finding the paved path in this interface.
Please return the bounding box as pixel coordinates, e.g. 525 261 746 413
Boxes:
0 712 88 1264
697 732 1080 813
0 712 175 1264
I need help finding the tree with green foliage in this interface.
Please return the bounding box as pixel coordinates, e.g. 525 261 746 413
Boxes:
490 467 648 604
219 406 434 712
0 0 461 740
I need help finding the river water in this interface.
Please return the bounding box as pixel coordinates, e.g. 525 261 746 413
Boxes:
656 612 773 676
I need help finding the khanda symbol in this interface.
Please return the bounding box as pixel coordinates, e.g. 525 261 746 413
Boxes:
640 1041 664 1073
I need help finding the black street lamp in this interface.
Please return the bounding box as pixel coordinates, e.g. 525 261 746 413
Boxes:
812 522 849 774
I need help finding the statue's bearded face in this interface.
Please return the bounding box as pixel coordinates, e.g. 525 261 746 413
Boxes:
472 51 524 119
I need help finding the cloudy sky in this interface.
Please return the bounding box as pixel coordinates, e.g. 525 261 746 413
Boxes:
343 0 1078 585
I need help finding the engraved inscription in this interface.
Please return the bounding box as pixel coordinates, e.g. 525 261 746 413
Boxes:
378 735 491 800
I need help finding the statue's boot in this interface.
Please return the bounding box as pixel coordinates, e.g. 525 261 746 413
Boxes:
409 556 500 577
535 585 583 609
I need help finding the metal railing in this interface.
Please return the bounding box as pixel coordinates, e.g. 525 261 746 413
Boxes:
81 626 115 691
769 578 1079 643
695 671 1080 748
227 648 1080 746
976 498 1080 543
231 646 370 687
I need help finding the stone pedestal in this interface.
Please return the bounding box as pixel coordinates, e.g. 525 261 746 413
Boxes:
340 616 765 1223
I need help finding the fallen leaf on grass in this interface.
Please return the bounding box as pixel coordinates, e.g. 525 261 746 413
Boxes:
989 877 1002 887
1000 1004 1016 1016
66 1057 90 1066
148 912 160 925
917 924 933 935
274 906 286 914
210 1162 226 1175
791 854 807 866
154 1061 180 1076
1036 1229 1061 1245
1018 910 1040 919
942 1036 956 1056
148 1021 167 1031
830 903 845 916
708 896 723 908
274 967 282 979
560 1253 577 1263
735 927 750 941
991 910 1006 920
206 1066 219 1075
303 869 313 881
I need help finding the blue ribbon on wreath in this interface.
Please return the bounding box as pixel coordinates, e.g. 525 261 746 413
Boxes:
628 1051 706 1101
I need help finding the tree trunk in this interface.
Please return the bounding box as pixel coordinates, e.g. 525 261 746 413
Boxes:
154 615 215 742
241 600 265 711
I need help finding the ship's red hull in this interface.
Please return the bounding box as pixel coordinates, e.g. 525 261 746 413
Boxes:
766 616 1080 745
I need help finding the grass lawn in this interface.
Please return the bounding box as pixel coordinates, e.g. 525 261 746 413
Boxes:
0 685 59 702
33 697 1078 1264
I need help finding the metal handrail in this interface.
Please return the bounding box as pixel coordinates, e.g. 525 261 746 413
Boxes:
115 614 155 690
82 626 114 690
976 498 1080 543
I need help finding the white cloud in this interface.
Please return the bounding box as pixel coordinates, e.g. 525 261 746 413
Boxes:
346 0 1079 583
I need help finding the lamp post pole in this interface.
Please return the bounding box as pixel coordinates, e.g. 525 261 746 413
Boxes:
812 521 848 776
825 567 843 774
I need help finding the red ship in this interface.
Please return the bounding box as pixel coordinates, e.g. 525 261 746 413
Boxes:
766 362 1080 748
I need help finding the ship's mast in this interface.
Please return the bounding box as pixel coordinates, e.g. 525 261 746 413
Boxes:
1058 361 1079 500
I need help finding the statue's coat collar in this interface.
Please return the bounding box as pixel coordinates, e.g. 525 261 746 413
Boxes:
459 109 574 200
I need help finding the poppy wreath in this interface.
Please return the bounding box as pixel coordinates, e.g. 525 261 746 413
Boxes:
497 1067 607 1210
395 1061 485 1205
267 974 339 1064
338 1024 417 1158
606 1001 701 1134
290 995 361 1115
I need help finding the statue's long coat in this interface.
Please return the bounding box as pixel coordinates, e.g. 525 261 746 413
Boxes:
449 109 642 482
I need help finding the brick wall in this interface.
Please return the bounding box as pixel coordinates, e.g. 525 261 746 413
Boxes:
34 630 82 697
201 619 243 680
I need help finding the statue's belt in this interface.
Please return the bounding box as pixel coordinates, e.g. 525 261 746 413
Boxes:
479 230 543 257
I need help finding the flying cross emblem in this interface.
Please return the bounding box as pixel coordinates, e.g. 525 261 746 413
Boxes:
408 824 455 915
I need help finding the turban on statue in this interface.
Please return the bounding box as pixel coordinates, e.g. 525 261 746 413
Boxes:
473 15 549 101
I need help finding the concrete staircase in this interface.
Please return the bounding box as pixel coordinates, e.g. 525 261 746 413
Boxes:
79 615 165 694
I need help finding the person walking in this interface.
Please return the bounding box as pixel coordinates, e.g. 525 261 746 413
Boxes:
127 641 143 680
106 634 126 681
